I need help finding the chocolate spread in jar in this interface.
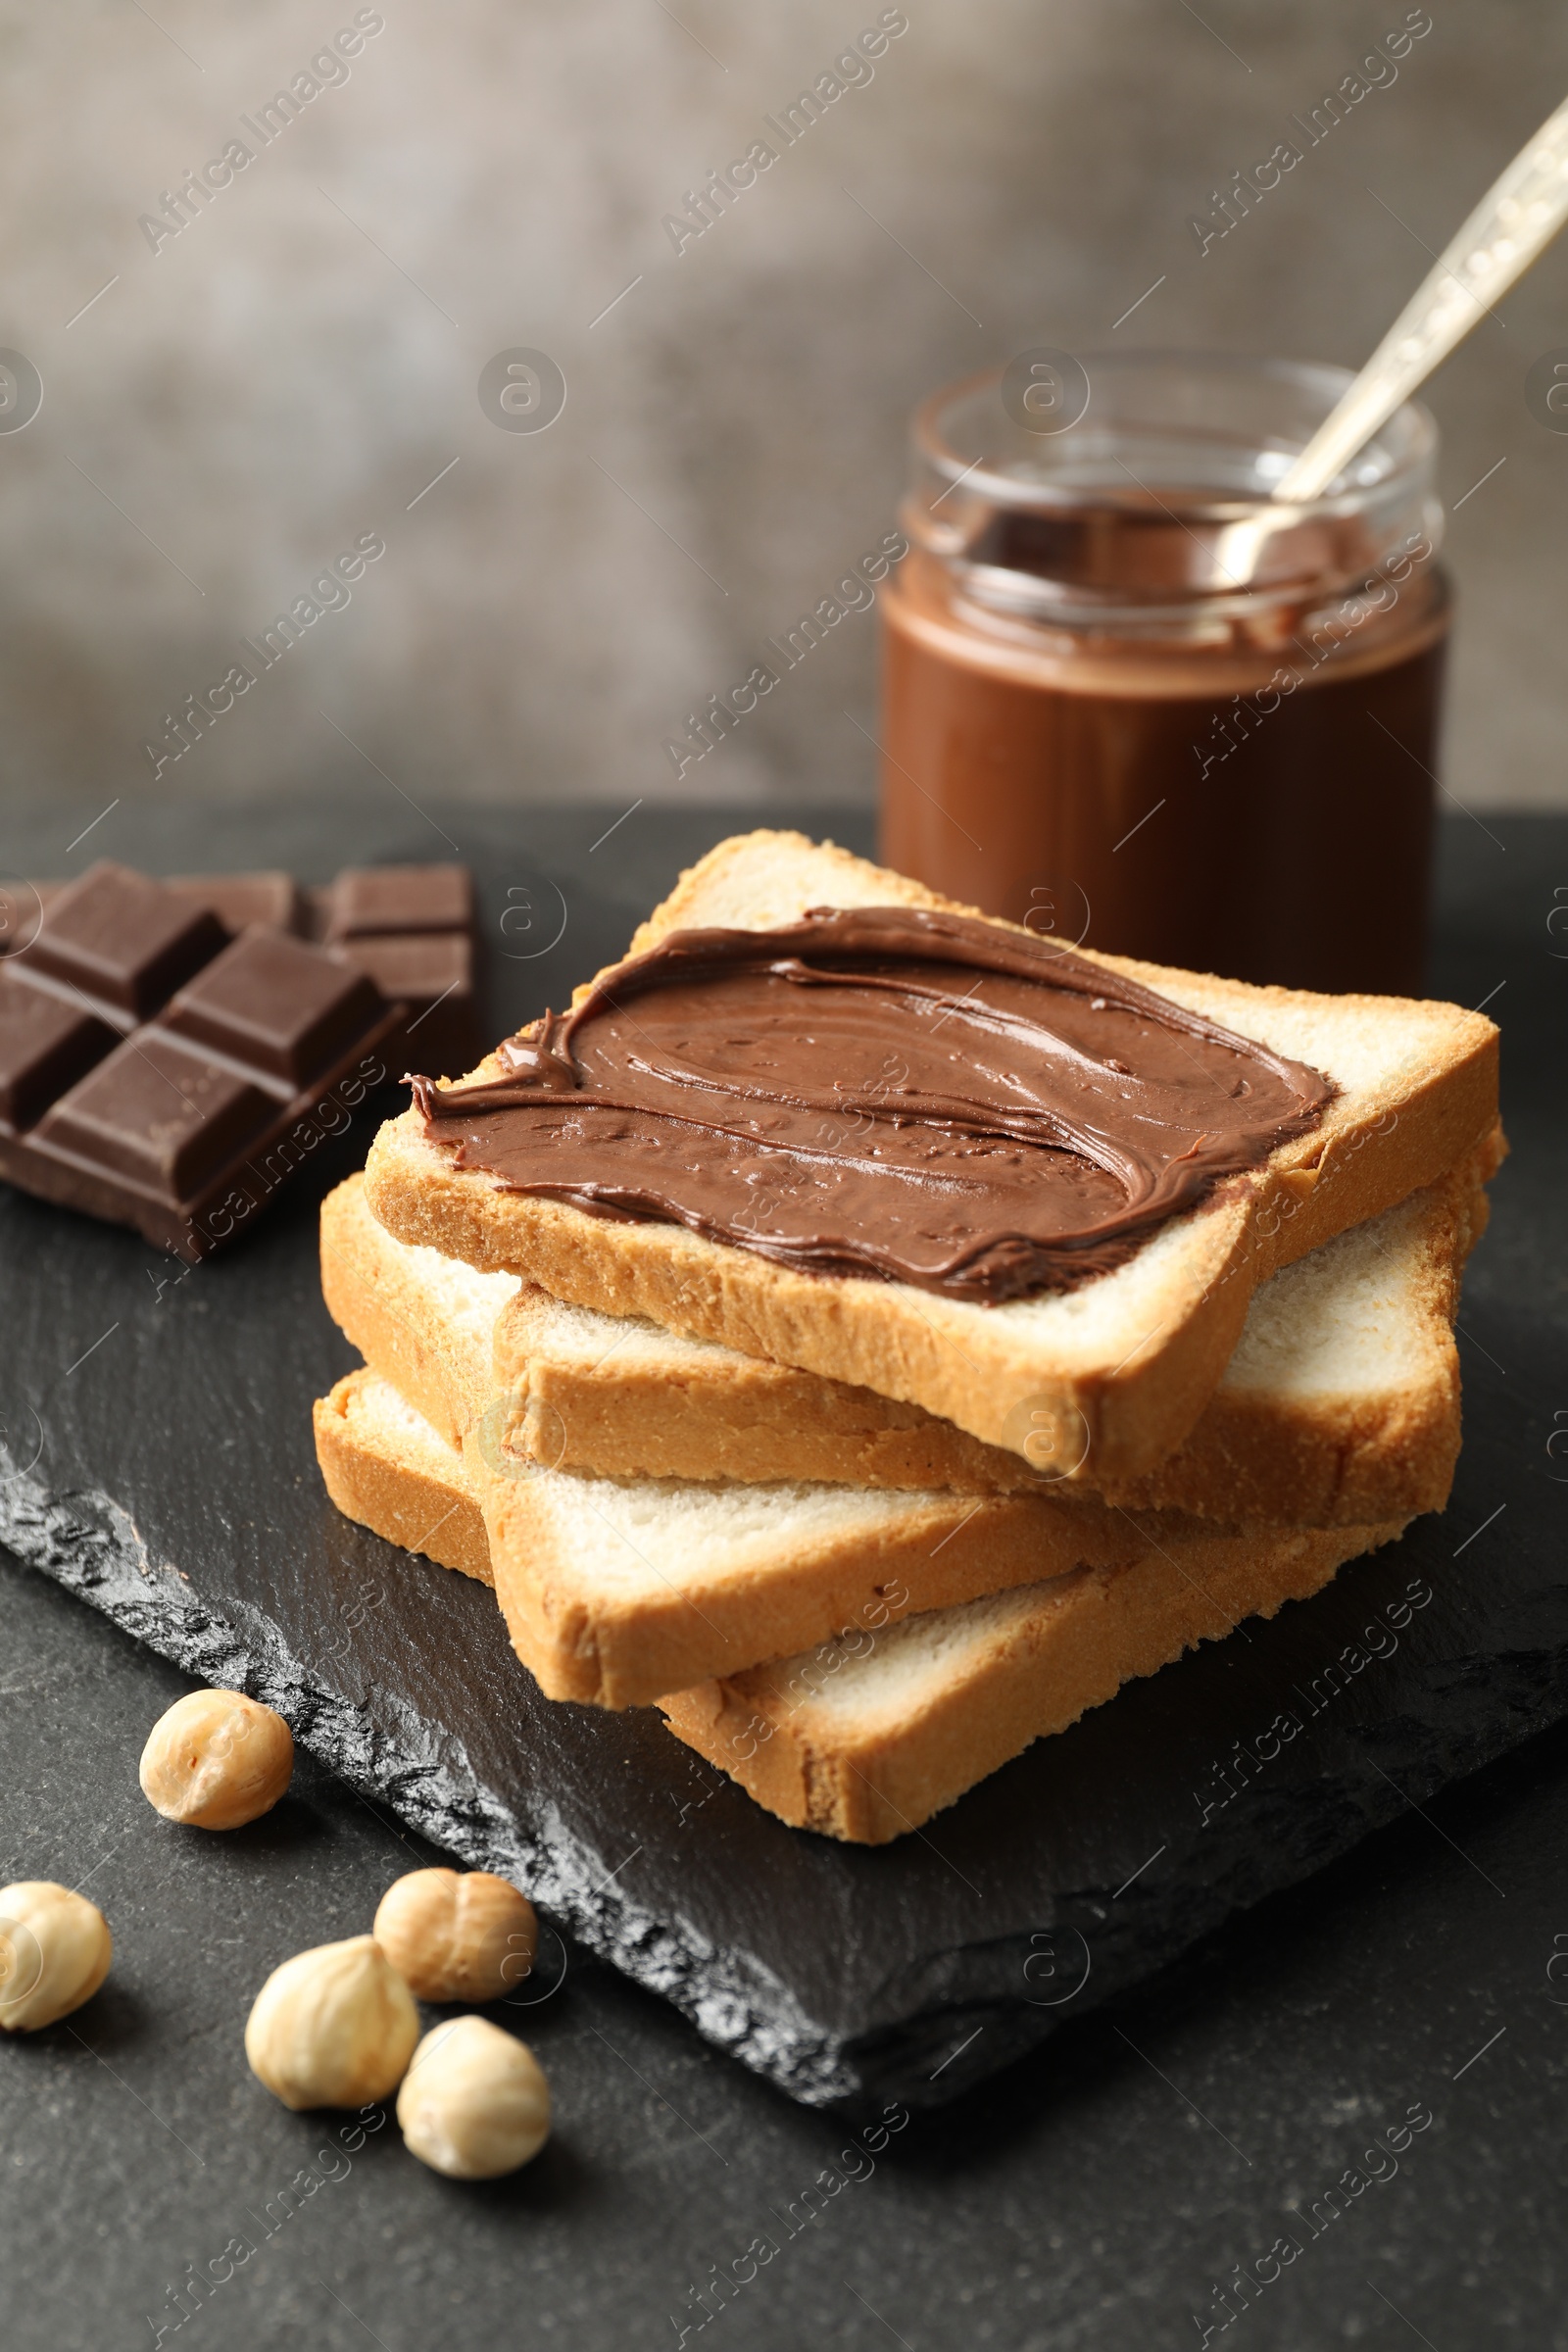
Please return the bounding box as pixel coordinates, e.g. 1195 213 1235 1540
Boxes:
880 544 1447 997
413 904 1333 1304
880 356 1450 997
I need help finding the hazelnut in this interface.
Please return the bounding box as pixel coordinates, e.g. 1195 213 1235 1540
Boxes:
245 1936 418 2111
139 1690 294 1831
372 1869 537 2004
0 1882 112 2032
397 2016 551 2179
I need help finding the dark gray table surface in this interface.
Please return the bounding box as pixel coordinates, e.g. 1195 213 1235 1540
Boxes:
1 792 1564 2352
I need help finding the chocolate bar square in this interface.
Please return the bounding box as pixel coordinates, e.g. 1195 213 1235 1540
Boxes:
0 972 117 1132
36 1034 276 1200
328 932 473 1062
322 864 473 941
28 862 228 1022
162 929 385 1088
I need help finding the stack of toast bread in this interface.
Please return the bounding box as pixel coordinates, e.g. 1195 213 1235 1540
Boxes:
311 832 1503 1843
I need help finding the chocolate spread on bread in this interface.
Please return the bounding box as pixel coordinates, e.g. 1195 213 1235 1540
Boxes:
411 906 1333 1303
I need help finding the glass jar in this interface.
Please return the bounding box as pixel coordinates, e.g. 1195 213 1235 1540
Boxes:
879 352 1449 994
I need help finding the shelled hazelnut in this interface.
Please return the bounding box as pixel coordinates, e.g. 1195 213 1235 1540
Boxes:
372 1869 537 2004
0 1882 113 2032
245 1936 418 2111
397 2016 551 2179
139 1690 294 1831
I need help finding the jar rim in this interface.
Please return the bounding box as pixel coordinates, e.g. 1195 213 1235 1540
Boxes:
906 350 1444 625
912 351 1440 520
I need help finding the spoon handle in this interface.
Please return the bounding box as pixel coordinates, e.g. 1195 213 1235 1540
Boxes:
1274 90 1568 504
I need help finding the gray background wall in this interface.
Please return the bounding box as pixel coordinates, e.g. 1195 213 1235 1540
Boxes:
2 0 1564 822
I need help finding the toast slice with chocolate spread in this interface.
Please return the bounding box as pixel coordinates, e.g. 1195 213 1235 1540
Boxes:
363 833 1499 1481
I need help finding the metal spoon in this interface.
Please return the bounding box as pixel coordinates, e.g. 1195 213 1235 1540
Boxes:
1272 90 1568 503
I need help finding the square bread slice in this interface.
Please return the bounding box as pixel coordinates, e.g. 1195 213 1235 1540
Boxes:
321 1181 1191 1705
489 1157 1492 1526
364 832 1498 1480
331 1115 1494 1531
307 1367 1402 1843
660 1516 1406 1841
462 1439 1153 1708
313 1360 1152 1705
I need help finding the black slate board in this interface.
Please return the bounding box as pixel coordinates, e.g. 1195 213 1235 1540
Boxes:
1 798 1562 2115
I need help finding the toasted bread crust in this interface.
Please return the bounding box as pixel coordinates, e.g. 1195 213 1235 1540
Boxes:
327 1155 1488 1527
323 1144 1493 1705
320 1176 509 1448
313 1371 493 1585
483 1153 1495 1526
311 1369 1402 1842
365 832 1498 1478
461 1439 1156 1708
660 1519 1406 1842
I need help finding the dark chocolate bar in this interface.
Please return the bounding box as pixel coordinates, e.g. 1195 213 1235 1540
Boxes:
173 860 481 1079
4 860 483 1081
0 861 399 1260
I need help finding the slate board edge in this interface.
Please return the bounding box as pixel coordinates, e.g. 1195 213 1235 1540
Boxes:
8 1442 1568 2116
0 1453 857 2107
840 1617 1568 2106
